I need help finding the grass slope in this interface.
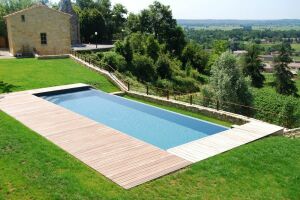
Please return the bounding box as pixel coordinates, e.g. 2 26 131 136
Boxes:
1 111 300 199
0 58 119 93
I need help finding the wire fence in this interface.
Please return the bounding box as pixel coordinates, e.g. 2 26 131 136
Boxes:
127 81 280 119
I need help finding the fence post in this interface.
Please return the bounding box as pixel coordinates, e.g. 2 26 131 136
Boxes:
190 95 193 105
146 86 149 95
167 90 169 100
216 100 220 110
127 82 130 91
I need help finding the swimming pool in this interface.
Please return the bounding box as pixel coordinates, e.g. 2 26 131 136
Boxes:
39 88 228 150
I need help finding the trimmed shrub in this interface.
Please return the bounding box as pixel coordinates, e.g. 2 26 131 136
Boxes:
132 54 157 82
101 52 127 72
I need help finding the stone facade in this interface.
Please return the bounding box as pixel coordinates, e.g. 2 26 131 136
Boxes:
59 0 81 45
5 5 72 56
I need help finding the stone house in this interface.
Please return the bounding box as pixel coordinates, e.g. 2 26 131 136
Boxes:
4 5 72 56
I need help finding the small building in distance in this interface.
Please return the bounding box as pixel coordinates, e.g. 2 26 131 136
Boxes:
4 4 72 56
233 50 248 56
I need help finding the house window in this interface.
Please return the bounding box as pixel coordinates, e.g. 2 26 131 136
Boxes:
21 15 25 22
40 33 47 45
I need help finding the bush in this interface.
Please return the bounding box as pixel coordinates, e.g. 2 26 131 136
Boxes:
132 54 157 82
252 88 300 128
156 54 172 79
172 75 200 93
101 52 127 72
210 52 253 115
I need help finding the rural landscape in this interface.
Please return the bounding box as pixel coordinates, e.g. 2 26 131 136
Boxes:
0 0 299 199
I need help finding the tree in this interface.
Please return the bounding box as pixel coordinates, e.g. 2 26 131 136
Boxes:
79 8 106 42
115 38 133 63
0 4 7 36
156 54 172 79
127 1 186 56
210 52 252 114
212 40 229 56
274 42 298 96
126 13 140 33
181 42 209 73
100 51 126 72
242 43 265 88
111 3 127 39
145 35 160 61
132 54 157 82
207 40 230 71
76 0 94 9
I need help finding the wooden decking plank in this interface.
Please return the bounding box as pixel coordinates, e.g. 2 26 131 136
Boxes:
168 121 283 163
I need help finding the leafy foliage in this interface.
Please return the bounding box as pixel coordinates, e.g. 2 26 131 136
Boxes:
181 42 209 73
209 52 253 114
252 88 300 128
132 54 156 82
242 43 265 88
274 42 298 96
125 1 186 56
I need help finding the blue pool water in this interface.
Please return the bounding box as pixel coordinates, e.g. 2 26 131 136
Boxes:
40 88 227 150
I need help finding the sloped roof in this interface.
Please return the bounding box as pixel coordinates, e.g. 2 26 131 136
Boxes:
4 4 72 18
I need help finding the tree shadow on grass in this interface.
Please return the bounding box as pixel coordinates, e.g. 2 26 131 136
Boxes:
0 81 18 93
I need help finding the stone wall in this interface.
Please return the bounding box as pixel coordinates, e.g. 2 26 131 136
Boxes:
5 5 71 56
126 91 254 125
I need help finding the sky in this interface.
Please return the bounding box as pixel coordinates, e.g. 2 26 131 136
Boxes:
52 0 300 20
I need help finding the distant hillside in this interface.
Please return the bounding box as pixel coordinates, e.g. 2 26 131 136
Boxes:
177 19 300 26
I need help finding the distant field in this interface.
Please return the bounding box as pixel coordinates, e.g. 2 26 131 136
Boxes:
293 56 300 62
259 43 280 49
191 25 242 30
252 25 300 31
292 44 300 52
259 43 300 53
181 25 300 31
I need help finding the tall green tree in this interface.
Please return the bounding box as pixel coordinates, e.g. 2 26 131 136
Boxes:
111 3 127 39
132 54 157 82
181 42 209 73
115 38 133 64
0 4 7 36
76 0 94 9
156 54 172 79
79 8 106 42
128 1 186 56
145 35 160 61
274 42 298 96
242 43 265 88
210 52 252 114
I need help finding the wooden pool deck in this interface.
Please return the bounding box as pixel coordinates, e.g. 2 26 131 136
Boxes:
168 121 283 163
0 84 191 189
0 84 284 189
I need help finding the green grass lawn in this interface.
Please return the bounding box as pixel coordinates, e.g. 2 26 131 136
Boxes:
1 110 299 199
292 43 300 52
124 95 232 127
292 56 300 62
0 58 119 93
